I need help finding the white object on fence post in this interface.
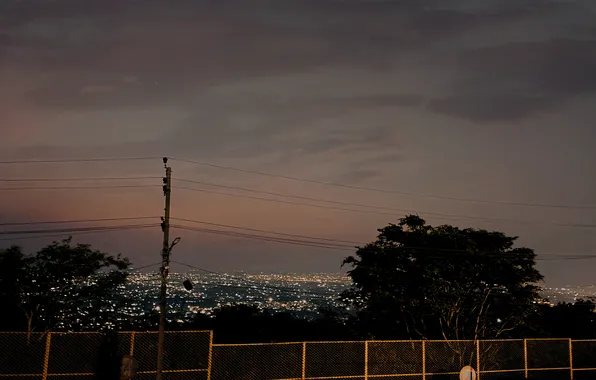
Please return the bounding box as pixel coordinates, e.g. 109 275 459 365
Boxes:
120 355 138 380
459 365 476 380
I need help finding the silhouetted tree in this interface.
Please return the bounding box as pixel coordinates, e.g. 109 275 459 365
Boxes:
94 331 122 380
189 304 355 343
0 246 29 331
530 299 596 338
341 215 544 340
0 238 130 335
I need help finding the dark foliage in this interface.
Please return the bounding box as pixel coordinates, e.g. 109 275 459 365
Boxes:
528 299 596 339
189 304 356 343
0 238 130 333
340 214 544 340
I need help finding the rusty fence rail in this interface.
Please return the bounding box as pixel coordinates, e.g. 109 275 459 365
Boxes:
2 333 596 379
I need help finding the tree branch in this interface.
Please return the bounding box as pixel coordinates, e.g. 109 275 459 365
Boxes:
474 288 492 341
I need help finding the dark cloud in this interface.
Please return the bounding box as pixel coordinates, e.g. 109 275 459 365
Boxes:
5 0 591 116
4 0 583 110
428 95 554 123
428 38 596 122
17 27 339 110
324 94 424 108
336 169 382 184
0 3 337 110
332 151 406 185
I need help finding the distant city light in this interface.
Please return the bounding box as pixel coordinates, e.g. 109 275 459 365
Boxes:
41 272 590 330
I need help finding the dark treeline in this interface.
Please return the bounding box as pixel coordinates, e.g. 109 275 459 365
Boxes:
1 215 595 343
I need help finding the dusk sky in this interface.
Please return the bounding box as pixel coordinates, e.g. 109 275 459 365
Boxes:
1 0 595 287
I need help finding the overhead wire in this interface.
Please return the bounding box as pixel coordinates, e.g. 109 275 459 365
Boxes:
173 180 596 228
3 155 594 209
0 224 158 241
0 176 160 182
127 261 163 273
2 155 594 261
0 157 160 164
170 217 363 245
174 178 515 223
172 224 355 250
0 216 160 227
0 223 159 236
170 222 596 261
169 157 596 210
2 155 594 225
0 185 161 191
175 185 402 217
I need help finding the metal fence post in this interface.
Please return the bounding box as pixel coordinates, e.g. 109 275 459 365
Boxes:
129 332 136 356
364 341 369 380
207 331 214 380
476 340 481 380
422 340 426 380
523 339 528 379
302 342 306 380
569 339 573 380
41 332 52 380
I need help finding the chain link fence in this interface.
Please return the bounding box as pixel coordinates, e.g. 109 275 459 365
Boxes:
0 331 211 380
211 342 302 380
211 339 596 380
2 333 596 379
0 332 47 379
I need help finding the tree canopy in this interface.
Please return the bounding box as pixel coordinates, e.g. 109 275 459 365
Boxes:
340 214 544 340
0 238 130 333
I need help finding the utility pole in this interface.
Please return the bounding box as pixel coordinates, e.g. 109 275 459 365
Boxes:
156 157 172 380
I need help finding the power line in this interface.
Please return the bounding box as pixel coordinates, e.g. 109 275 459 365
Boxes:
128 262 163 272
169 223 470 252
172 224 355 250
0 216 160 227
170 217 363 245
0 176 160 182
174 178 510 223
176 185 402 217
0 157 160 164
173 183 596 229
0 223 159 236
170 222 596 261
7 156 592 209
0 185 161 191
169 157 596 210
0 224 157 241
2 216 590 262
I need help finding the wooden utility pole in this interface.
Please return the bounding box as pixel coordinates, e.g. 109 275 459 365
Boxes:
156 157 172 380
